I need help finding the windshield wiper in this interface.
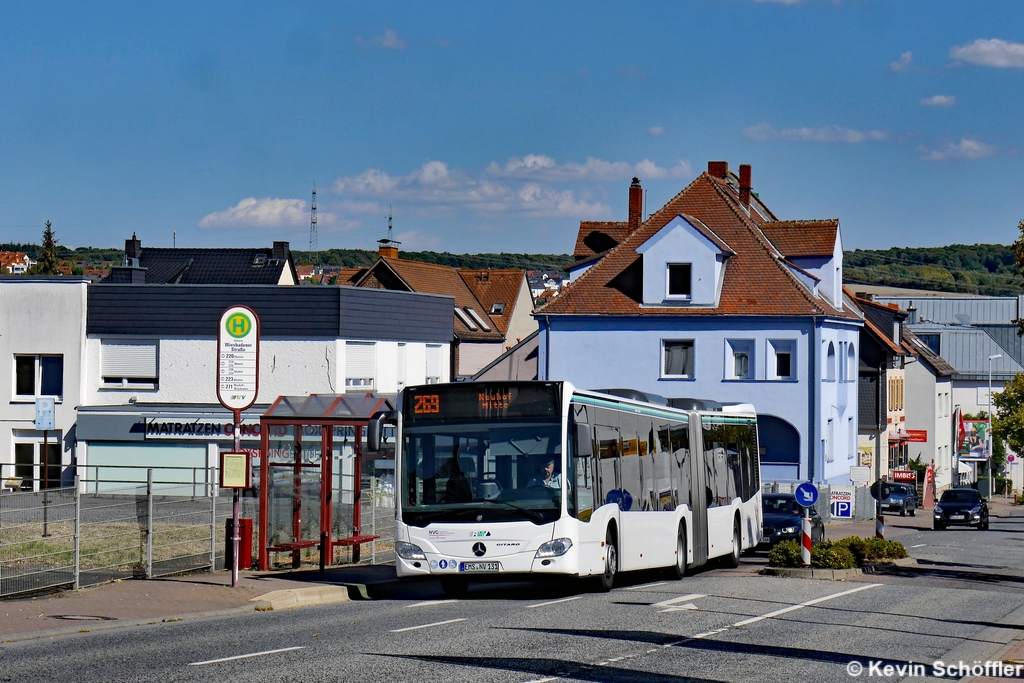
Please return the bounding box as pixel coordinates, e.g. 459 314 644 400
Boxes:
476 499 545 523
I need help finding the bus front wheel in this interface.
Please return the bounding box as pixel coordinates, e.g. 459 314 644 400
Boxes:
597 528 618 592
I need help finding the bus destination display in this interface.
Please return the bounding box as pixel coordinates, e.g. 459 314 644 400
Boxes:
405 383 559 422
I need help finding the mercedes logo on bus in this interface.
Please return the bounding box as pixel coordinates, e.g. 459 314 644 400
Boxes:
472 542 487 557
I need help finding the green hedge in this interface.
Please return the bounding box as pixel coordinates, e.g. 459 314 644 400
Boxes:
767 537 906 569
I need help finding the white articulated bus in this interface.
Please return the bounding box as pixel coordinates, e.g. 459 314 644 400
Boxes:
371 381 761 595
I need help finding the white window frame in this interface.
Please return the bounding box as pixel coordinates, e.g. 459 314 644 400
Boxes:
725 339 755 380
767 339 796 381
665 263 692 300
661 339 695 379
13 354 64 402
454 307 478 331
464 307 491 331
425 344 443 384
345 342 375 391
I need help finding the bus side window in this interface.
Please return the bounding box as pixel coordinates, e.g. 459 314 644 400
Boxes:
670 423 689 510
572 419 594 522
595 423 620 508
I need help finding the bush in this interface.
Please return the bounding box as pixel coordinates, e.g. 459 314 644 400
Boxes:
810 541 857 569
768 539 802 568
833 536 908 565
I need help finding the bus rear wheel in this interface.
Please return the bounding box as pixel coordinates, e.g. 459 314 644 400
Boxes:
597 528 617 592
670 524 687 580
725 519 741 568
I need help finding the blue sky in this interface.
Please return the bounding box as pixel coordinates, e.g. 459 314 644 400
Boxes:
1 1 1023 255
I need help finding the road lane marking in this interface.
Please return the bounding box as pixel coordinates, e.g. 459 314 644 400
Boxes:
732 583 881 627
188 647 304 666
910 543 926 548
660 604 697 612
390 618 466 633
527 596 583 609
652 594 705 608
625 581 666 590
407 599 459 608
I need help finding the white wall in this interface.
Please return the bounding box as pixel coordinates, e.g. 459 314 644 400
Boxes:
504 278 538 348
458 342 505 377
85 336 450 405
0 279 88 482
637 216 725 306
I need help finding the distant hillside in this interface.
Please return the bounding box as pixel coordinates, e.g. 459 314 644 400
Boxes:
291 249 573 271
844 244 1022 296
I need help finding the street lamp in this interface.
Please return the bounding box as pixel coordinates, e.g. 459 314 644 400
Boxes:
988 353 1002 498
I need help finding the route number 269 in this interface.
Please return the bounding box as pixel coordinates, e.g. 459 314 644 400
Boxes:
414 394 440 414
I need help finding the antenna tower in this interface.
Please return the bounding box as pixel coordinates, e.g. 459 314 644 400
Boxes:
308 184 320 274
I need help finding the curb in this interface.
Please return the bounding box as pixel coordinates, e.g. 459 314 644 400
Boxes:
760 567 863 580
249 585 351 611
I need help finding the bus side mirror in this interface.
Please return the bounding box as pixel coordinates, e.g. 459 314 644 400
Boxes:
575 422 592 458
367 410 396 452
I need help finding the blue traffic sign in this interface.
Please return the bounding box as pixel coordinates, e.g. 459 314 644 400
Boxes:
794 482 819 507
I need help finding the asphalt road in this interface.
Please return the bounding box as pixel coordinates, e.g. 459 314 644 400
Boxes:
3 512 1024 683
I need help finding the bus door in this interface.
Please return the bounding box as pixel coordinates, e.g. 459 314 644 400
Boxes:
594 425 621 510
685 419 709 567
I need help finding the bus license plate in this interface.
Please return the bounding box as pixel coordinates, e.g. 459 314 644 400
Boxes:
460 562 499 573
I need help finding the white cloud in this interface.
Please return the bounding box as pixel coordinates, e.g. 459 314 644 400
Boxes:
331 158 627 219
744 122 888 143
890 51 914 73
920 95 956 107
647 126 665 136
950 38 1024 68
373 28 406 50
917 138 999 161
199 197 314 229
486 155 691 181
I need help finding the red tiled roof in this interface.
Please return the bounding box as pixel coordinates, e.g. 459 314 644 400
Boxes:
459 270 527 336
573 221 630 261
356 257 504 341
540 172 858 319
0 252 30 268
760 220 838 258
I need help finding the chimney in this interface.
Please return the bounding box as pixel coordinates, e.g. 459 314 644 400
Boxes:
739 164 752 207
125 232 141 261
707 161 728 179
907 305 919 325
272 241 290 260
378 239 399 259
628 177 643 233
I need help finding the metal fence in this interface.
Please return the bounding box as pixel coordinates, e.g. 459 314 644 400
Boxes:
1 466 234 599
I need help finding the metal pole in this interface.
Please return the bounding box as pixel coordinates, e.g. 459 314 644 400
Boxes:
800 505 811 566
146 469 153 579
73 474 80 590
232 410 241 588
876 363 884 539
988 355 1000 500
371 477 377 565
42 430 50 537
210 466 217 573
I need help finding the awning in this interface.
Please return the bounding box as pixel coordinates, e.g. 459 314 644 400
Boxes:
887 430 911 442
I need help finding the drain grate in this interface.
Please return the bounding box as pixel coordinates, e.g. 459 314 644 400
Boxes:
50 615 115 621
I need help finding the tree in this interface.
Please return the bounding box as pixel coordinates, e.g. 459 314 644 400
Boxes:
27 221 61 275
992 373 1024 469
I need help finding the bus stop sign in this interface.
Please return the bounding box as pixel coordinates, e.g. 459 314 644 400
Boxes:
795 482 819 508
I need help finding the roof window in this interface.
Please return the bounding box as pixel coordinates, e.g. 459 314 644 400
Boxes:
252 253 267 266
464 307 491 331
490 302 505 315
454 307 478 331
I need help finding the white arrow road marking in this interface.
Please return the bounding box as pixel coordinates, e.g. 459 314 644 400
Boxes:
188 647 305 666
390 618 466 633
660 604 698 612
652 594 705 609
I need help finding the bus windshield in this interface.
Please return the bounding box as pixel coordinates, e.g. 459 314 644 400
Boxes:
401 420 563 526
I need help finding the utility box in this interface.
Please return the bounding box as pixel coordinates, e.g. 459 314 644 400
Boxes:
225 518 254 570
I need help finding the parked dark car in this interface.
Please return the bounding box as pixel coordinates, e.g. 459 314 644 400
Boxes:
934 488 989 530
760 493 824 547
881 483 918 517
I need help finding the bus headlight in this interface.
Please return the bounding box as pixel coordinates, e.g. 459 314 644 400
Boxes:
535 538 573 558
396 541 427 561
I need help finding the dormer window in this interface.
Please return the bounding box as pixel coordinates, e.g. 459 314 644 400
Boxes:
666 263 692 299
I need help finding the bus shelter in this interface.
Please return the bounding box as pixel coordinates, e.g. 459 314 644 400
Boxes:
258 393 394 571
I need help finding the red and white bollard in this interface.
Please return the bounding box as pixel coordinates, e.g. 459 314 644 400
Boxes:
875 513 885 540
800 515 812 566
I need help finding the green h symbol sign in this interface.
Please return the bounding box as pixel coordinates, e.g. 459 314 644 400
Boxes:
226 312 251 338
